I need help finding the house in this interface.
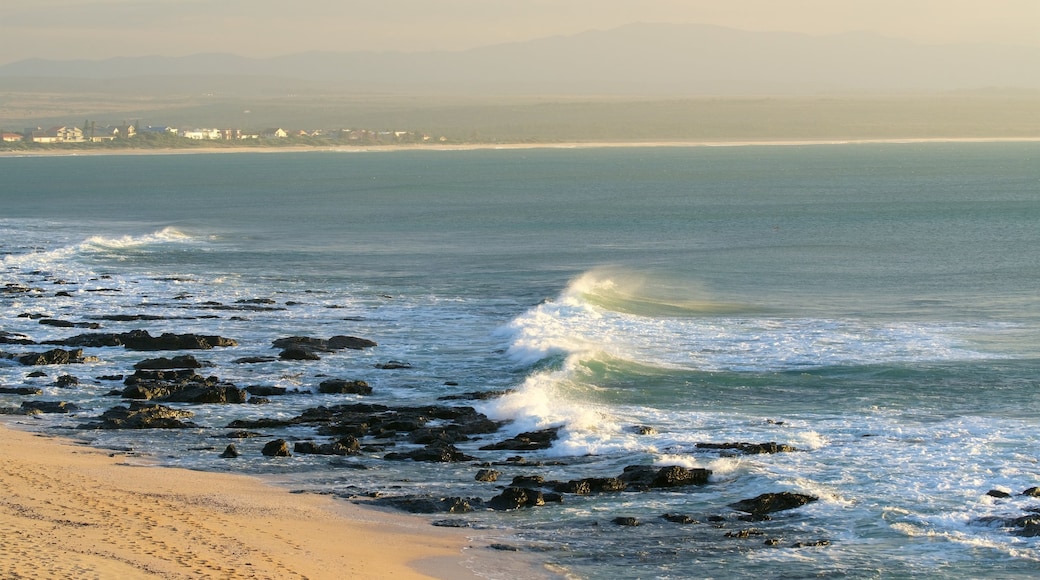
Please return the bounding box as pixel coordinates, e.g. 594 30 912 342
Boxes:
27 126 84 143
1 132 23 142
181 128 222 140
261 128 288 139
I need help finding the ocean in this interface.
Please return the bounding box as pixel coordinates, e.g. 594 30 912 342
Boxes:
2 143 1040 578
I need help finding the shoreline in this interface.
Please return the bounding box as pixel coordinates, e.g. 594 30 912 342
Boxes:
2 136 1040 157
0 418 511 580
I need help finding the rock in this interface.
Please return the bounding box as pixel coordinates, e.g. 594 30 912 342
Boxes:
293 436 361 456
1023 487 1040 497
21 400 79 414
372 495 482 514
437 389 513 401
489 487 546 511
318 379 373 395
161 385 247 404
612 517 640 526
38 318 75 328
233 356 278 364
628 425 658 435
661 513 698 524
375 360 411 369
221 444 240 458
475 469 501 482
384 442 476 462
328 335 377 350
280 347 320 361
16 348 85 366
987 489 1013 499
81 402 196 429
261 439 292 457
0 331 35 345
120 330 237 351
55 374 79 388
554 477 627 494
792 540 831 548
0 387 42 395
479 427 560 451
510 475 546 488
729 492 818 516
696 442 798 454
725 529 765 539
618 465 712 490
133 355 203 370
52 333 124 348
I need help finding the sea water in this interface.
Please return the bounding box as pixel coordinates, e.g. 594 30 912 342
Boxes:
2 144 1040 578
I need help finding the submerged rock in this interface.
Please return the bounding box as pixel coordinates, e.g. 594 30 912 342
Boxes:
261 439 292 457
479 427 560 451
489 487 546 511
619 465 712 490
81 402 196 429
696 442 798 455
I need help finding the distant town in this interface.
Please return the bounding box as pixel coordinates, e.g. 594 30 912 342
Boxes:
1 122 450 149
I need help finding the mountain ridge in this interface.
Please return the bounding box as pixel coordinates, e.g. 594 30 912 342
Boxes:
2 23 1038 95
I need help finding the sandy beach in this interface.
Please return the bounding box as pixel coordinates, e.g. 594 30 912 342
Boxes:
2 136 1040 158
0 419 487 580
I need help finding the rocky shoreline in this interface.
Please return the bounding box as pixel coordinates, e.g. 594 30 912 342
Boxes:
4 275 1038 559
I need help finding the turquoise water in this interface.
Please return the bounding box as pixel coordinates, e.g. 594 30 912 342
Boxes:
2 143 1040 578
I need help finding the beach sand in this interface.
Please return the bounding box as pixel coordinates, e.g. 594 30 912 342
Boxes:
0 420 485 579
2 136 1040 158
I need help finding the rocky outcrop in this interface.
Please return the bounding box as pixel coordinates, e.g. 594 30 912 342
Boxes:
728 492 818 516
14 348 86 366
696 442 798 454
618 465 712 490
133 355 203 370
52 330 237 350
121 369 246 404
489 487 547 511
479 427 560 451
384 442 476 462
318 379 372 395
261 439 292 457
80 402 197 429
554 477 628 494
293 436 361 456
21 400 79 414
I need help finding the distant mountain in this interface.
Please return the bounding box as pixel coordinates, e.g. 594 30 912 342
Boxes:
2 23 1038 94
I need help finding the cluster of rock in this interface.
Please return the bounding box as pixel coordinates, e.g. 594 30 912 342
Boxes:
1 319 832 549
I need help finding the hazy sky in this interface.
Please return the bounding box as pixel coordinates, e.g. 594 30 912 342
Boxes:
2 0 1038 64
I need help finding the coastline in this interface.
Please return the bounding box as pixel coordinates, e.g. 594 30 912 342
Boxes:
2 136 1040 158
0 418 492 580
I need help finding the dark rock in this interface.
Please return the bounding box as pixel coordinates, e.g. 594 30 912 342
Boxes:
1023 487 1040 497
479 427 560 451
53 333 124 348
39 318 75 328
224 430 264 438
488 544 520 552
21 400 79 414
554 477 627 494
279 347 321 361
372 495 482 515
375 360 411 369
0 387 42 395
612 517 640 527
0 331 35 345
96 374 124 381
475 469 501 482
619 465 712 490
725 529 765 539
489 487 546 511
696 442 797 454
510 475 546 488
26 371 48 378
729 492 818 516
318 379 372 395
328 335 377 350
628 425 658 435
81 402 196 429
661 513 698 524
248 397 270 404
16 348 85 366
55 374 79 388
987 489 1013 499
294 436 361 456
133 355 202 370
162 385 248 404
220 444 240 458
262 439 292 457
792 540 831 548
120 330 237 351
233 356 278 364
384 442 476 462
97 314 166 321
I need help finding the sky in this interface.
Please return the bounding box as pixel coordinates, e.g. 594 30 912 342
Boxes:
2 0 1039 65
